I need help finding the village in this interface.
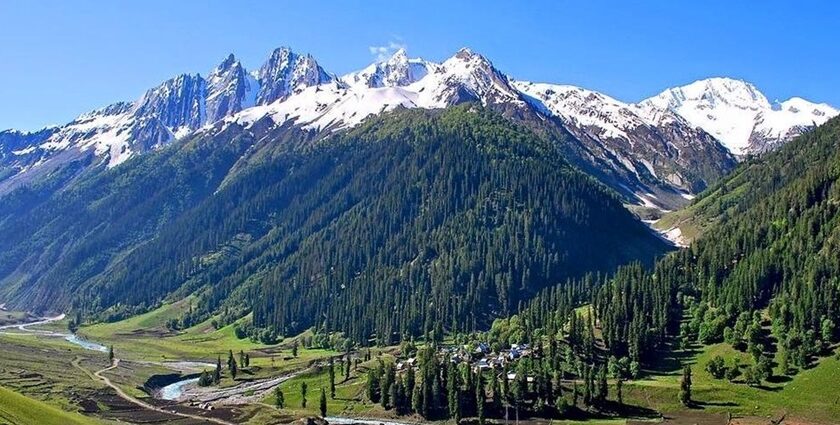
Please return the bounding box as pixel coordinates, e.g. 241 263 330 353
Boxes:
396 341 535 378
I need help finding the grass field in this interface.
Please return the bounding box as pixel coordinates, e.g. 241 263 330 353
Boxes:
625 341 840 424
264 353 397 418
0 386 105 425
80 299 274 362
7 297 840 425
79 301 340 376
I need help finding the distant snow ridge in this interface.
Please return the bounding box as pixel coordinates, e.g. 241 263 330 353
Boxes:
231 47 527 131
638 77 838 155
342 48 434 89
514 81 737 201
0 48 333 180
0 47 836 205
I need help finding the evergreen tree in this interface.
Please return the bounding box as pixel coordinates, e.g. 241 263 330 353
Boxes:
476 373 485 425
679 366 692 406
320 387 327 417
447 362 460 421
214 355 222 384
274 387 285 408
229 356 238 379
596 365 608 404
329 357 336 398
616 376 623 406
301 382 308 408
491 370 502 414
198 370 213 387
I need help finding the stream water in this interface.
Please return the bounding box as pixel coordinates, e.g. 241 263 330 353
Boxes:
0 314 108 352
159 377 200 401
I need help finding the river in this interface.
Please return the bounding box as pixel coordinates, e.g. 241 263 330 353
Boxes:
0 313 108 352
159 377 200 400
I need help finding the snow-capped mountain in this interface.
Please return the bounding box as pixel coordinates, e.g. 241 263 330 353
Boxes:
514 82 736 206
254 47 334 105
205 54 258 123
0 48 332 193
0 47 830 209
342 48 434 89
638 77 839 155
230 48 529 132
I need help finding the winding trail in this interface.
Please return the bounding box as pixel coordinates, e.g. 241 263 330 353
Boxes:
72 356 235 425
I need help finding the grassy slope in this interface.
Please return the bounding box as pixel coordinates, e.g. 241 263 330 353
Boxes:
0 385 103 425
79 298 272 361
79 300 340 386
626 342 840 424
653 182 750 242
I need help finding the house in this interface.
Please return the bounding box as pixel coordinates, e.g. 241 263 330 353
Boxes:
473 358 491 372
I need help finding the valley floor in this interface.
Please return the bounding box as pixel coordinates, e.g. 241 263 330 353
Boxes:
1 302 838 425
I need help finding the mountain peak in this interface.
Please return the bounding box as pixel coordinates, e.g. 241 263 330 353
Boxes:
342 48 434 89
651 77 769 111
388 47 408 61
639 77 837 155
255 47 332 105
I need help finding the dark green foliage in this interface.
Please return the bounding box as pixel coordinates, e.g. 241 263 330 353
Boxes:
510 116 840 374
320 388 327 417
198 370 213 387
679 365 692 406
328 358 336 398
274 387 284 408
705 355 726 379
1 106 665 345
301 382 308 408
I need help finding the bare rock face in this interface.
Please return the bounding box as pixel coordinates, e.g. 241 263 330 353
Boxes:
255 47 334 105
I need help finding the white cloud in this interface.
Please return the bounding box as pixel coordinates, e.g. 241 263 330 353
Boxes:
368 41 407 62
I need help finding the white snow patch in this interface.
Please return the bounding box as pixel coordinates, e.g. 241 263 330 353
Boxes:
638 77 838 155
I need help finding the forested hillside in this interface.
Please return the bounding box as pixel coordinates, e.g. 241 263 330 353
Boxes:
74 106 668 343
0 123 309 308
515 116 840 371
0 106 669 344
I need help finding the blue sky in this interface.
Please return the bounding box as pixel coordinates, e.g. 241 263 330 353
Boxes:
1 0 838 130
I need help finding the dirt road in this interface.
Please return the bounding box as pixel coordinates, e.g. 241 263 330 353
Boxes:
73 356 236 425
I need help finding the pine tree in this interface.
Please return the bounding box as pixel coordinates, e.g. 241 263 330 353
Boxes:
476 373 485 425
214 356 222 384
344 354 351 380
411 379 422 415
616 376 623 406
108 345 114 363
491 370 502 414
301 382 308 408
447 362 460 421
366 369 380 402
596 364 608 404
274 387 285 408
229 355 238 380
320 387 327 417
329 358 336 398
679 365 692 406
292 341 299 358
388 382 398 411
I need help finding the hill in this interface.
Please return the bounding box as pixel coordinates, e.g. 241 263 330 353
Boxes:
0 106 670 344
